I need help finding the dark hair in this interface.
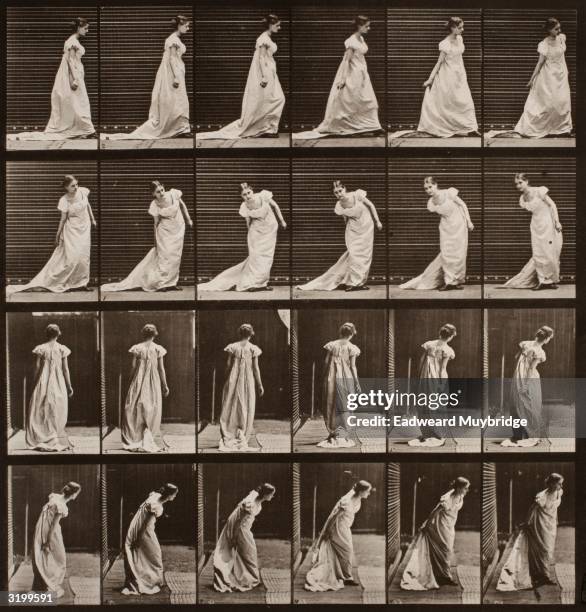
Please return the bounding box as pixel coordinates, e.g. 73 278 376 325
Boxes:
151 180 164 194
451 476 470 491
238 323 255 339
263 14 280 26
514 172 529 183
354 15 370 28
171 15 191 28
332 179 346 193
545 472 563 487
46 324 62 340
339 322 357 338
535 325 554 342
62 174 77 190
62 481 82 497
439 323 457 340
446 17 463 33
158 483 179 498
141 324 159 339
240 182 253 196
544 17 561 34
353 480 373 494
255 483 276 497
70 17 88 32
424 175 438 186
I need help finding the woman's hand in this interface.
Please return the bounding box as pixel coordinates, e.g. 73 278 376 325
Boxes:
260 78 268 88
71 80 79 91
376 221 383 231
163 385 170 398
67 386 74 398
336 79 346 90
526 79 534 89
467 221 475 231
258 384 265 397
42 542 51 552
54 235 62 247
187 218 194 228
172 79 180 89
92 220 97 228
280 221 287 229
423 79 433 88
555 222 562 232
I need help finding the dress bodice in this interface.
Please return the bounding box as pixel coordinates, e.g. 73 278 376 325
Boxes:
538 34 567 68
422 339 455 362
324 339 361 361
33 341 71 364
165 33 186 58
149 189 183 220
256 32 278 57
129 341 167 363
439 35 466 68
428 188 460 217
224 340 262 361
345 35 369 68
516 340 546 377
43 493 69 519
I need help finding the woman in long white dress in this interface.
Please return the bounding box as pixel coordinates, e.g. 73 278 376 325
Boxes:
7 175 96 296
219 324 264 452
500 174 562 291
501 325 554 449
400 177 473 291
408 324 457 448
198 16 285 140
401 477 470 590
121 324 169 453
26 324 73 452
213 483 276 592
416 18 478 137
101 182 192 293
297 181 382 292
294 16 381 139
122 483 178 596
199 183 286 292
9 19 95 141
497 473 563 590
32 482 82 598
102 17 191 140
305 480 372 591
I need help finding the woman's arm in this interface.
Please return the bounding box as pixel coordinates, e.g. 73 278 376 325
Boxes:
168 45 182 88
158 357 170 397
258 45 269 87
252 356 265 397
42 514 62 550
337 49 354 89
224 354 234 379
62 357 74 397
453 195 474 230
66 48 79 90
423 52 446 87
269 199 287 228
179 198 193 228
543 194 562 231
362 196 383 230
32 356 43 386
527 54 546 88
55 212 68 246
87 202 97 227
350 355 361 393
129 355 138 379
439 355 450 379
153 218 160 247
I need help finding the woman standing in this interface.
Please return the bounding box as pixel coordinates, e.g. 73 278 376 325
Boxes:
101 182 192 293
400 178 473 291
9 19 95 141
297 182 382 292
7 175 96 296
197 16 285 140
102 16 191 140
121 324 169 453
401 477 470 590
305 480 372 591
408 324 457 448
32 482 82 597
199 184 286 292
219 324 264 452
500 174 562 291
26 324 73 452
497 473 563 590
501 326 554 448
213 483 276 592
294 16 381 139
416 17 478 137
122 483 179 595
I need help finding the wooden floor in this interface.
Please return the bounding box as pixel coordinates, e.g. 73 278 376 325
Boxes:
197 420 290 453
102 424 196 454
293 418 364 453
8 428 100 455
196 133 290 149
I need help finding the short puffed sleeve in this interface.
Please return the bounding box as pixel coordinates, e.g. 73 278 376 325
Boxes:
148 200 159 218
250 344 262 358
537 39 548 56
439 490 455 510
58 197 69 212
80 186 90 198
259 189 273 202
443 345 455 360
33 345 47 358
224 342 237 354
170 188 183 200
146 500 164 517
447 187 459 199
355 189 367 201
324 340 336 353
422 340 434 352
344 36 361 51
64 36 80 52
534 490 547 506
439 38 451 54
559 33 567 48
165 34 181 50
256 32 270 49
239 202 250 218
59 344 72 358
348 343 361 357
338 496 351 511
155 344 167 358
537 186 549 200
129 344 143 356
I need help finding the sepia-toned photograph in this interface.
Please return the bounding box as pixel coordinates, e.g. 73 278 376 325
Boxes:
8 465 100 604
101 311 196 454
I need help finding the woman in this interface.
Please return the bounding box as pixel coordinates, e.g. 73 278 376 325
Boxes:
101 182 192 293
501 326 554 448
408 324 457 448
198 183 286 292
417 17 478 137
294 16 381 139
497 473 563 590
219 324 264 452
122 483 179 595
7 175 96 296
401 177 473 291
26 324 73 452
213 483 276 592
121 324 169 453
32 482 82 597
401 477 470 590
197 16 285 140
102 17 191 140
305 480 373 591
500 174 562 291
318 323 360 449
9 19 95 141
297 181 382 292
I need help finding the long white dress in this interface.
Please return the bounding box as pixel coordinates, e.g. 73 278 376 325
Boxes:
9 35 94 141
121 341 167 452
26 342 71 451
401 187 468 289
515 34 572 137
297 190 374 290
7 188 92 295
199 191 278 291
101 189 185 292
418 35 478 137
213 491 262 592
102 34 190 140
502 187 562 288
294 35 381 138
198 33 284 139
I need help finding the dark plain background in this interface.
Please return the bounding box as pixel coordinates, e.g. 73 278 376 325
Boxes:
101 310 196 426
7 312 99 430
387 9 481 131
484 9 577 130
484 157 576 283
292 157 386 283
291 7 386 130
100 159 195 284
6 161 98 286
388 158 481 283
197 309 290 421
196 157 290 284
100 5 193 131
195 4 290 131
6 6 98 132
